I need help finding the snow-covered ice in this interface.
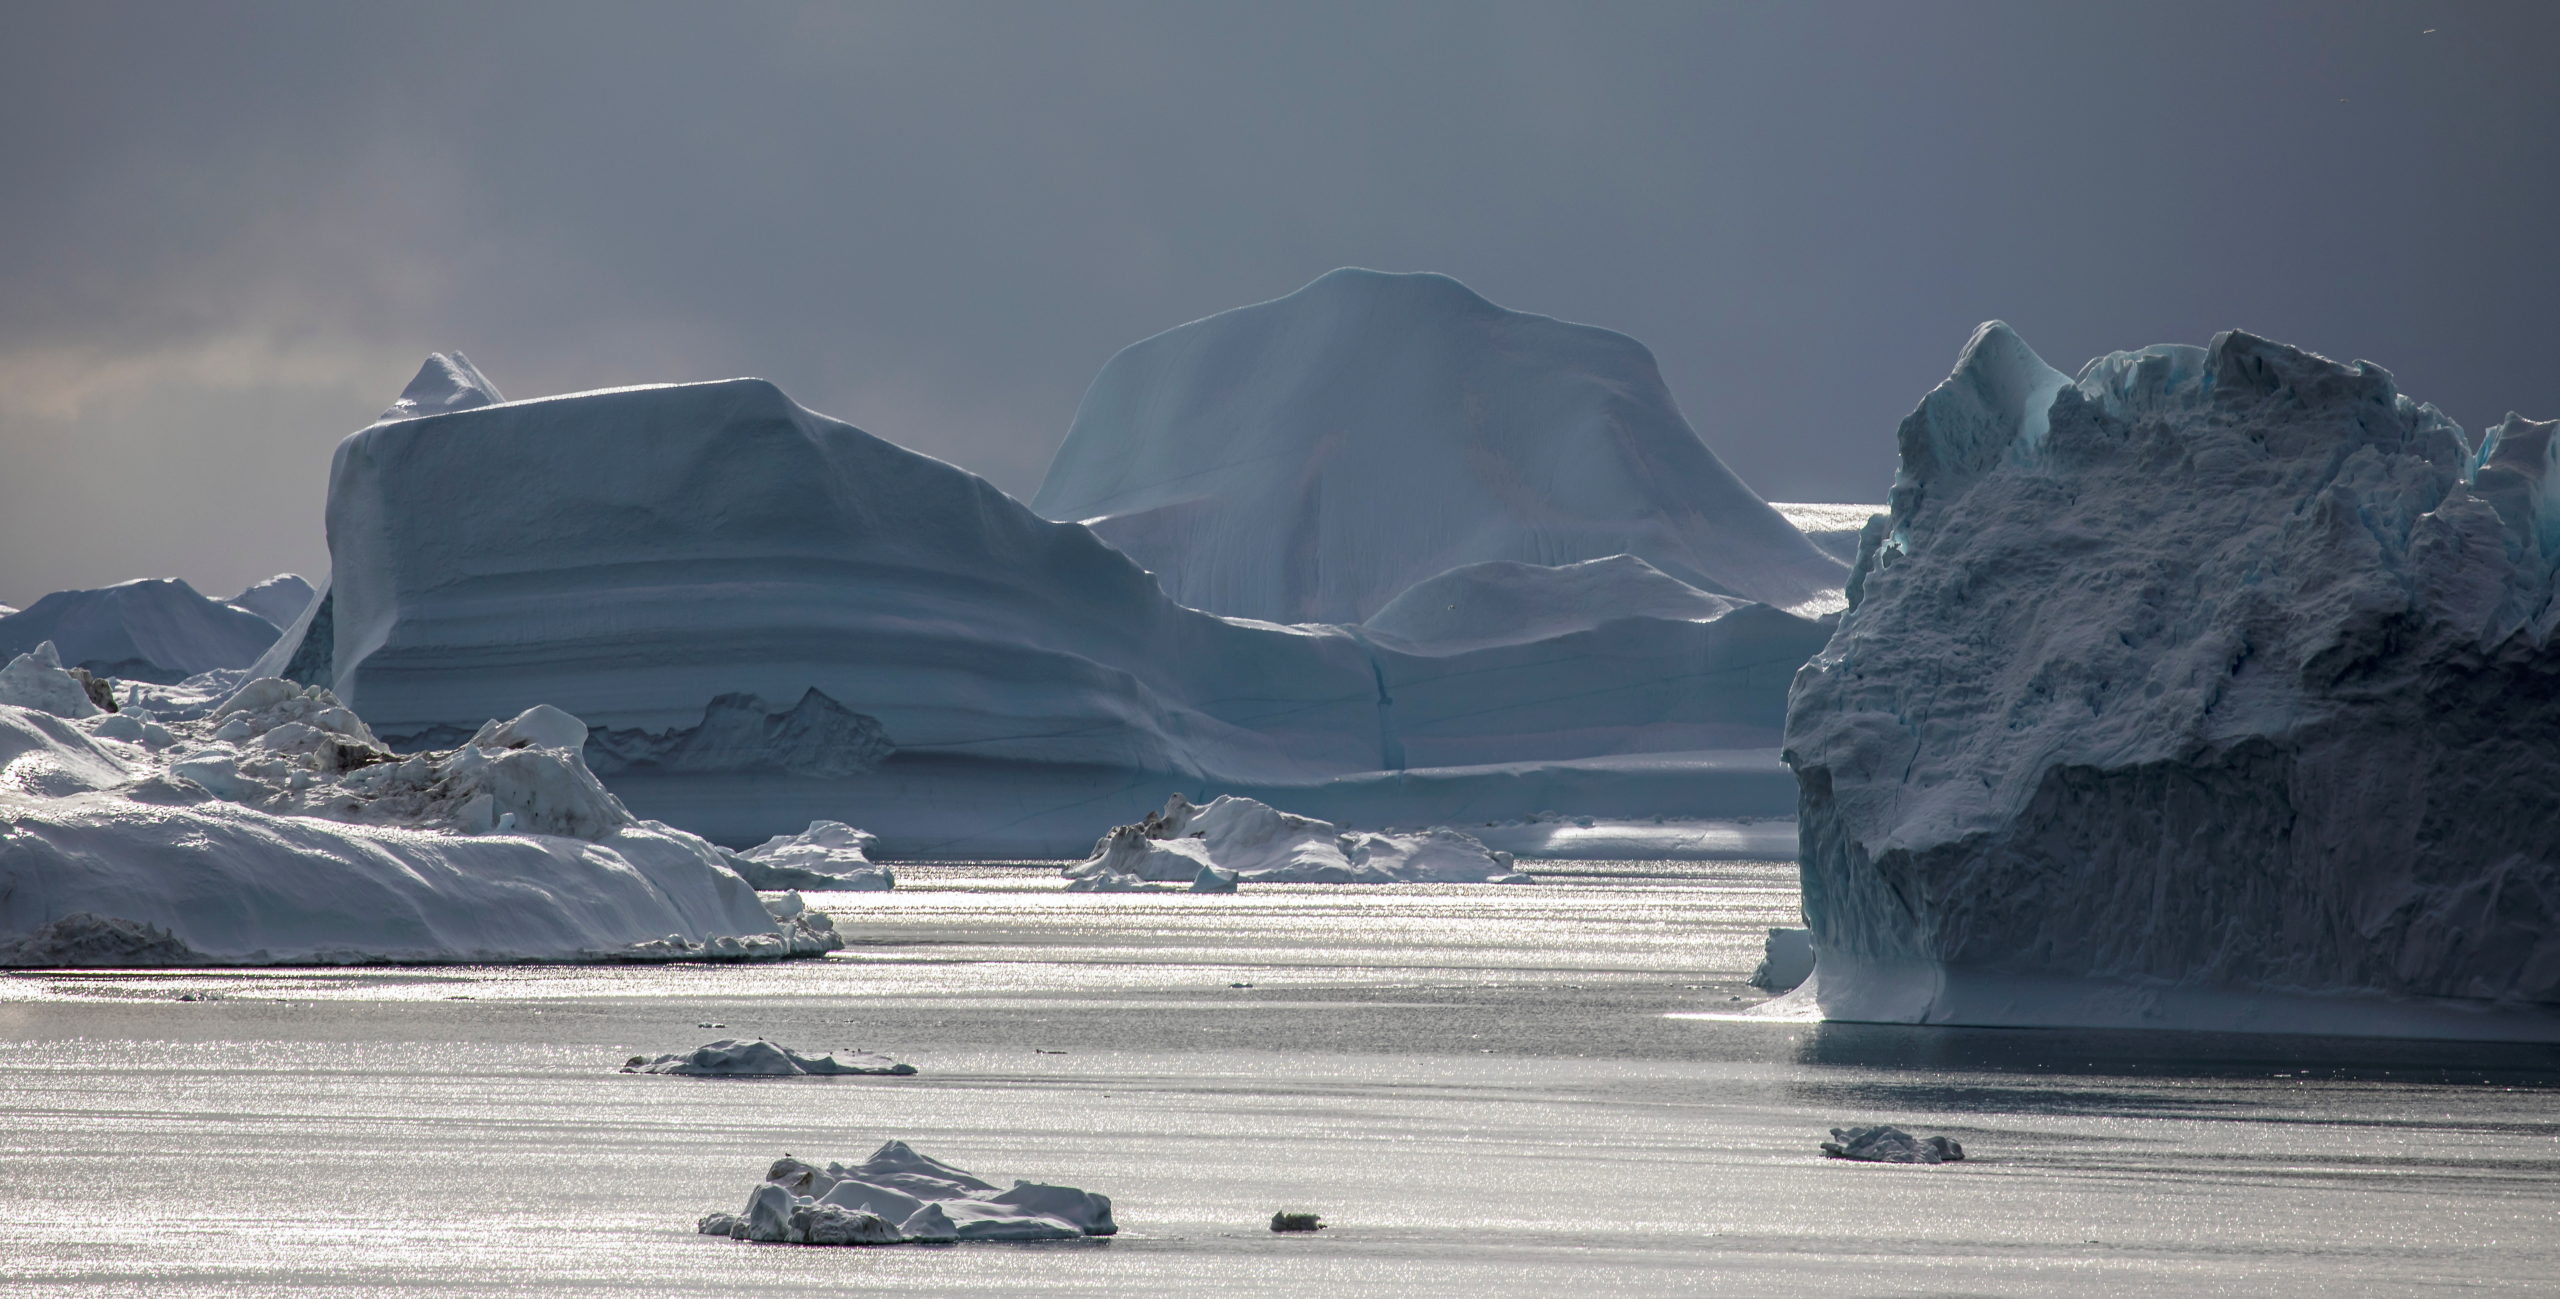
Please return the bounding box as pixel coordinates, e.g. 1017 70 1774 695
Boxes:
728 821 893 891
1821 1126 1964 1164
697 1142 1114 1244
1035 268 1847 623
377 351 504 422
623 1039 915 1076
1786 323 2560 1040
1063 794 1529 887
0 578 283 683
0 660 841 965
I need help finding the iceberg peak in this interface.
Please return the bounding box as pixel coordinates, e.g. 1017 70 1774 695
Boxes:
378 352 504 423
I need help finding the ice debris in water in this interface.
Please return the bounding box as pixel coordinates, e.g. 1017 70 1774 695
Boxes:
696 1142 1114 1245
1063 793 1529 890
1270 1211 1325 1232
1822 1126 1965 1164
624 1038 915 1077
0 676 841 964
726 821 893 891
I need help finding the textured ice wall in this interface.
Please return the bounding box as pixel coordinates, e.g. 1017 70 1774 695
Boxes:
1785 323 2560 1037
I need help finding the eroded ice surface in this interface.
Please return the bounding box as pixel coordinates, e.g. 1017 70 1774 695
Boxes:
1786 323 2560 1040
697 1142 1113 1244
1063 794 1530 889
0 661 839 965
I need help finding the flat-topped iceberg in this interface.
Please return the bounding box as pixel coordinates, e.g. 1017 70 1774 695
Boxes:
1063 794 1530 888
0 658 839 965
624 1039 914 1077
1785 323 2560 1040
698 1142 1114 1245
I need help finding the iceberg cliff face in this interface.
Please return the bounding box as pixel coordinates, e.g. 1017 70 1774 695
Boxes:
1784 323 2560 1038
1035 268 1847 623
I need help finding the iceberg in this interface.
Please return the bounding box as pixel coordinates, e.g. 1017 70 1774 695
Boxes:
1821 1126 1964 1165
266 362 1816 855
0 660 840 965
225 574 317 630
729 821 894 891
1062 794 1529 887
697 1143 1114 1245
0 578 283 683
1785 323 2560 1040
1034 268 1848 623
623 1039 915 1076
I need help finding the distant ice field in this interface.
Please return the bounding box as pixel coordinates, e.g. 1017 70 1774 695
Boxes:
0 862 2553 1297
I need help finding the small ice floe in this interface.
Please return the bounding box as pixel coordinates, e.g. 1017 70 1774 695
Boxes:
625 1039 915 1077
1063 793 1528 890
1270 1211 1324 1232
1821 1125 1965 1164
697 1142 1114 1244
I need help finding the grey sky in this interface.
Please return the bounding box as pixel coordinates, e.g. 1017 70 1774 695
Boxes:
4 0 2554 607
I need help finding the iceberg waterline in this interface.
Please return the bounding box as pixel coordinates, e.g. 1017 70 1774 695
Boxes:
1785 323 2560 1040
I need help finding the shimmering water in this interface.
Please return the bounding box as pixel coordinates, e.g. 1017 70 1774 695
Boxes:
0 862 2553 1296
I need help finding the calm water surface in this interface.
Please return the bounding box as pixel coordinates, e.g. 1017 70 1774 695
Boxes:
0 861 2552 1296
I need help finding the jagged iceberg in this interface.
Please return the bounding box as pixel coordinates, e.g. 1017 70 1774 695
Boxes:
698 1143 1115 1245
1062 794 1529 887
1784 323 2560 1040
1035 268 1847 623
0 651 839 965
263 342 1826 854
0 578 283 683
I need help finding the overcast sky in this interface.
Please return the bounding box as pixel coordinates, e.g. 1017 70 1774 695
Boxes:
3 0 2554 607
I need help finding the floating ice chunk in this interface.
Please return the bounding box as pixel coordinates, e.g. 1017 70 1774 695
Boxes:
731 821 893 891
699 1143 1112 1246
0 681 842 965
1821 1126 1965 1164
622 1038 915 1077
1064 794 1526 887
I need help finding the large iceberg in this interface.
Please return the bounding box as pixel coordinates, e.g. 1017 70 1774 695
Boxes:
0 578 283 683
1034 268 1847 624
265 357 1823 855
0 652 839 965
1784 323 2560 1040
